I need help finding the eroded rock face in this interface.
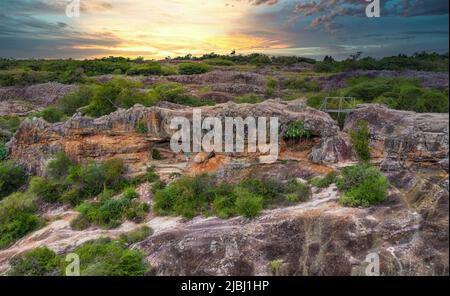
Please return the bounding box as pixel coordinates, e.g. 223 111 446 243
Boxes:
8 100 345 175
138 185 448 276
344 104 449 171
0 82 77 116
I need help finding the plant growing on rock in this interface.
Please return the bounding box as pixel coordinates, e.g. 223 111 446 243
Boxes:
350 120 371 162
336 164 389 207
283 121 311 143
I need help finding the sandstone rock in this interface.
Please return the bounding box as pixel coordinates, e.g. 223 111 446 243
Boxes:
344 104 449 172
193 151 214 164
8 100 342 175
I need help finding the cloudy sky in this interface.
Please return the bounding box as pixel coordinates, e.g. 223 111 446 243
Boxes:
0 0 448 59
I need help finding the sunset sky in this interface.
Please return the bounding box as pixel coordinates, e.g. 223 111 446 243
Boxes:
0 0 448 59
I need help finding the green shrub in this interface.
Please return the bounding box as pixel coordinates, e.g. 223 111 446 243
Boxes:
206 58 234 66
8 247 60 276
152 148 161 160
123 187 138 200
178 62 210 75
0 161 28 199
350 120 371 162
0 115 21 134
82 78 148 117
67 238 148 276
132 166 160 185
234 94 264 104
127 62 162 76
33 106 64 123
0 144 6 161
161 65 178 76
285 179 311 203
0 193 43 249
336 164 389 207
284 121 311 142
234 187 263 218
153 174 216 218
28 177 64 203
58 85 94 116
136 121 148 134
310 171 337 188
70 214 90 230
148 82 212 107
47 152 73 179
284 77 319 92
119 226 153 244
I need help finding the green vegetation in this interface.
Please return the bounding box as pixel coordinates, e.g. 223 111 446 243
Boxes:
314 52 449 73
283 77 320 92
0 161 28 199
135 120 148 134
153 174 311 219
309 171 337 188
350 120 371 162
0 144 7 161
283 121 311 142
8 247 61 276
119 226 153 244
8 237 149 276
151 148 162 160
269 259 284 275
336 164 389 207
69 238 148 275
33 106 65 123
148 82 213 106
178 62 210 75
81 78 148 117
127 62 162 76
0 192 44 249
234 94 264 104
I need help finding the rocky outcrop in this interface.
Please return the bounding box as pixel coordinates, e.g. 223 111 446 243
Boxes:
0 82 77 116
137 182 448 276
7 100 345 176
344 104 449 171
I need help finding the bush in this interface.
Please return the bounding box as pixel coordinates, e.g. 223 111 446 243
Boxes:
153 174 216 218
0 193 43 249
285 179 311 203
28 177 64 203
47 152 73 179
152 148 161 160
127 62 162 76
135 121 148 134
0 144 6 161
206 58 234 66
234 187 263 218
132 166 160 185
234 94 264 104
178 62 210 75
0 161 28 199
123 187 138 200
148 82 212 107
8 247 61 276
284 121 311 142
310 171 337 188
82 78 148 117
119 226 153 244
336 164 389 207
67 238 148 276
58 85 94 116
284 77 319 92
350 120 371 162
33 106 64 123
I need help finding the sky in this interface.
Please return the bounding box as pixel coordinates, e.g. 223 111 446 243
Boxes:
0 0 448 60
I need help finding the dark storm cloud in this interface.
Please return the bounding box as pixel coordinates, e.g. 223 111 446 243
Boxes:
292 0 449 32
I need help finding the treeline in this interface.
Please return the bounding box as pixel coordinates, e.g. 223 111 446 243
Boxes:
314 52 449 73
